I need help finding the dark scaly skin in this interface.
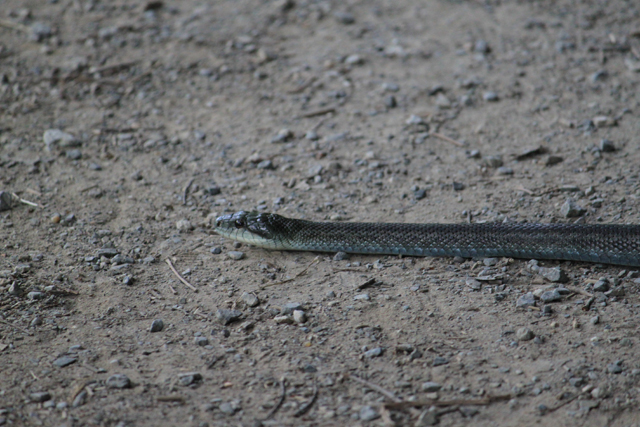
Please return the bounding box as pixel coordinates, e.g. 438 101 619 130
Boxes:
214 211 640 266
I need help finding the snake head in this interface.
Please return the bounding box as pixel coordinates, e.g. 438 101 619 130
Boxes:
214 211 276 244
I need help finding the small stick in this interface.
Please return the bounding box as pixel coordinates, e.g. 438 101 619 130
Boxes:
346 373 401 403
297 106 336 119
165 259 198 292
0 319 33 336
564 285 593 298
183 179 194 205
293 378 318 417
263 378 286 420
157 395 186 403
0 18 30 33
384 394 512 409
431 132 464 147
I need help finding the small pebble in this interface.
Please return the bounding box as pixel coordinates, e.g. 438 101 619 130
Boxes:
560 199 586 218
334 11 355 24
27 291 44 300
216 309 242 325
334 251 349 261
483 91 499 102
30 391 51 402
106 374 132 389
72 390 87 407
53 356 77 368
65 149 82 160
538 267 568 283
353 293 371 301
178 372 202 386
210 247 222 254
516 292 536 308
226 251 245 260
433 356 449 366
282 302 303 314
271 128 293 143
421 381 442 392
176 219 193 232
364 347 383 358
359 406 380 421
150 319 164 332
516 327 535 341
607 361 623 374
194 337 209 346
241 292 260 307
292 310 307 324
274 315 293 324
599 139 616 152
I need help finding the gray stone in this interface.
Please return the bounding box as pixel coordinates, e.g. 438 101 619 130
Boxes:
194 337 209 346
590 315 600 325
150 319 164 332
421 381 442 392
516 327 535 341
540 290 562 303
53 356 77 367
359 406 380 421
539 267 568 282
593 280 610 292
604 287 625 297
65 149 82 160
43 129 80 151
333 251 349 261
569 377 584 387
416 409 439 426
218 401 240 415
241 292 259 307
226 251 245 260
271 128 293 143
106 374 132 389
334 11 355 24
433 356 449 366
483 258 498 266
72 390 87 407
292 310 307 324
178 372 202 386
607 361 623 374
483 91 499 102
30 391 51 402
354 293 371 301
364 347 383 358
97 248 119 258
27 291 44 300
216 309 242 325
599 139 616 152
516 292 536 308
560 199 586 218
282 302 303 314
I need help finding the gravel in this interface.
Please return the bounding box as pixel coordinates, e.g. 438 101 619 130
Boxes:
106 374 132 389
150 319 164 332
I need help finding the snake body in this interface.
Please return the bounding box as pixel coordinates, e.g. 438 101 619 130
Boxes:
214 211 640 266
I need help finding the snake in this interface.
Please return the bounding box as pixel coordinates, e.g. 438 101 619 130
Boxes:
213 211 640 267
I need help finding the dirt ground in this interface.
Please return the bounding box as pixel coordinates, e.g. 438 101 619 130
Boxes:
1 0 640 426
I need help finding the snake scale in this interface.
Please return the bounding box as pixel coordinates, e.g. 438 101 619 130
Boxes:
214 211 640 267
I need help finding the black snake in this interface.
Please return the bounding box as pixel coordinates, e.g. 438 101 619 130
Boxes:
214 211 640 266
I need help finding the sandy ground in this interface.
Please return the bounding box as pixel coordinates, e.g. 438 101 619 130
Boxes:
1 0 640 426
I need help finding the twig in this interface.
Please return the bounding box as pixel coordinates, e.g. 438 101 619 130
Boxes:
0 319 33 336
0 18 30 33
263 378 286 420
384 394 512 409
89 61 138 76
296 106 336 119
166 282 177 295
431 132 464 147
346 373 402 403
157 395 186 403
165 259 198 292
183 179 194 205
564 285 593 298
293 378 318 417
261 257 320 289
545 392 584 414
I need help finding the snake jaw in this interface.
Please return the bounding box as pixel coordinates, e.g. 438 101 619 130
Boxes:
214 211 276 246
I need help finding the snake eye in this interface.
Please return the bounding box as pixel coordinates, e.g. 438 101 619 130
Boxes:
235 219 245 228
215 220 221 227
